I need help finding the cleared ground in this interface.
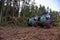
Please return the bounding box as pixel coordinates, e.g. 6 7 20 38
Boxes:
0 26 60 40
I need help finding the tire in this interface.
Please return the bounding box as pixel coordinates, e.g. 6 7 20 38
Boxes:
32 21 37 27
28 23 32 26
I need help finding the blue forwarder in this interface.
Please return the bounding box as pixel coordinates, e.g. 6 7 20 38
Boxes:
27 12 57 28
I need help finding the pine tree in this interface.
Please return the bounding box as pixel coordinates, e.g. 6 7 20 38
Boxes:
38 5 46 16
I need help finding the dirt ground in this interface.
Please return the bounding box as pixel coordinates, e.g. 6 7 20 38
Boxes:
0 26 60 40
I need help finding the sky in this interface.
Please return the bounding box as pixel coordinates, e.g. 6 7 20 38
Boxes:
35 0 60 12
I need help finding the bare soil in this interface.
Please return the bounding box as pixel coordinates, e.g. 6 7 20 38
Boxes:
0 26 60 40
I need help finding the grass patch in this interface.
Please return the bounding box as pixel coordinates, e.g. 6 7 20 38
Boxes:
57 16 60 26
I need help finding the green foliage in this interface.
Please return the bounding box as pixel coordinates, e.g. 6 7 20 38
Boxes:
37 5 46 16
57 16 60 26
22 6 30 18
0 1 58 26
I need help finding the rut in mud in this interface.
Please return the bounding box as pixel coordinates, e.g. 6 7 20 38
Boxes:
0 27 60 40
